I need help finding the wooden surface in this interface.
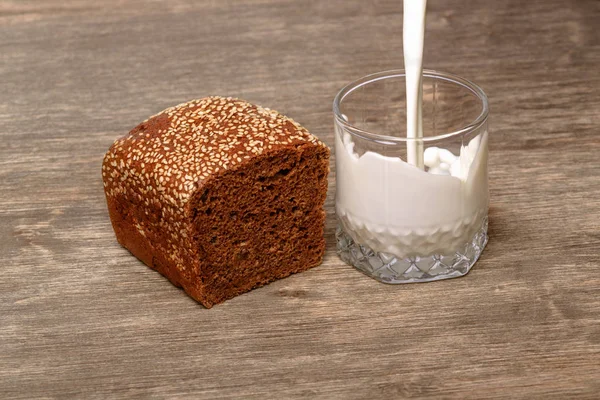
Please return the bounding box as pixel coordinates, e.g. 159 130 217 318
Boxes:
1 0 599 398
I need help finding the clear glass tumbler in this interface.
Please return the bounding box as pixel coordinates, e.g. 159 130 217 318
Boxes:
334 70 489 283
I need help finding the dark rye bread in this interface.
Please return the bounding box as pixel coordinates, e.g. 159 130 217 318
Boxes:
102 97 329 308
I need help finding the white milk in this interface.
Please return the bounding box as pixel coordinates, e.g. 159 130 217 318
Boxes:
335 0 488 257
336 130 488 256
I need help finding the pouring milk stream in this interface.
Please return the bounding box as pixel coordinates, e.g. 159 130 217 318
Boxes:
403 0 427 169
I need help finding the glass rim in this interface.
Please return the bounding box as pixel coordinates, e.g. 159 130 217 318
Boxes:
333 69 489 143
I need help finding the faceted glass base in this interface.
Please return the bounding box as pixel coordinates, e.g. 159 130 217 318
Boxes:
336 218 489 283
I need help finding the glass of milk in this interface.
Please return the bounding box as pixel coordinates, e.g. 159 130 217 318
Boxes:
334 69 489 283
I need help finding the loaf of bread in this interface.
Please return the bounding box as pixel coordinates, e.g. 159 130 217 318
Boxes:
102 97 329 307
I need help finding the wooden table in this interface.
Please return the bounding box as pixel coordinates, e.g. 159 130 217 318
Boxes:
2 0 599 398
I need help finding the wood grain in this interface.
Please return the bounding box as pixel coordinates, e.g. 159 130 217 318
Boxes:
1 0 599 398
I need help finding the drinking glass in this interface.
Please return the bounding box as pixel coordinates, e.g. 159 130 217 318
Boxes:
334 69 489 283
